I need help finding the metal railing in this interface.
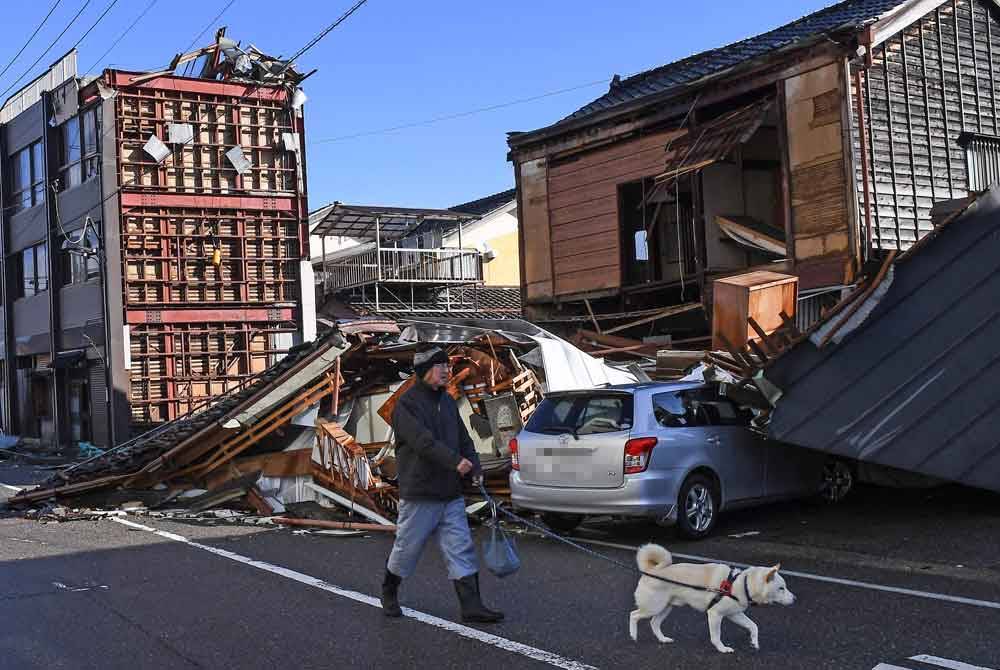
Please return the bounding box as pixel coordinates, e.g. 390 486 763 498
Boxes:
320 247 484 292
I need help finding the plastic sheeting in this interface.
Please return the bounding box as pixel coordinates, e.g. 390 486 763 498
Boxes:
527 335 636 391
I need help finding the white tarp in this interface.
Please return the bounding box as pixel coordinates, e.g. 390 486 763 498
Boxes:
528 335 636 392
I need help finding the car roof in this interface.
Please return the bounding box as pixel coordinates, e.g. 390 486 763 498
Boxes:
546 381 707 396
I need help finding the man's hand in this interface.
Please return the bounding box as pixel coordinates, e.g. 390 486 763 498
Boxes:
456 458 474 476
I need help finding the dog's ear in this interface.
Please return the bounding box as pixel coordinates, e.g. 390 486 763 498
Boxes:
766 565 780 582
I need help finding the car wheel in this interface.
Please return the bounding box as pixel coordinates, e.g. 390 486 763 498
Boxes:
540 513 584 534
818 459 854 504
676 474 719 540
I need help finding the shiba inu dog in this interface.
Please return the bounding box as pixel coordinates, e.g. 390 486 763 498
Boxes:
629 543 795 653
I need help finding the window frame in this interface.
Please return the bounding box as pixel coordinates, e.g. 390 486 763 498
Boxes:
9 141 45 213
17 242 49 298
58 106 101 192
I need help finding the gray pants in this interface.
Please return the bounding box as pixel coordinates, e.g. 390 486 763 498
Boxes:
387 498 479 580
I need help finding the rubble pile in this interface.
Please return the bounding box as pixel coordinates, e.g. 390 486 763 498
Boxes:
9 317 691 529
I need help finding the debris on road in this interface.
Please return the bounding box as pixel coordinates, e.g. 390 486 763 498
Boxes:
8 316 675 529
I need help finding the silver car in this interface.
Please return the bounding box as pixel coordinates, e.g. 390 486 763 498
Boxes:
509 382 852 538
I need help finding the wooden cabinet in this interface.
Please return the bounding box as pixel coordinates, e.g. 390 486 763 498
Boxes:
712 271 797 351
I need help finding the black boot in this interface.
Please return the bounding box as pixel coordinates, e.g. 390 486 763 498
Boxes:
381 569 402 617
453 573 504 623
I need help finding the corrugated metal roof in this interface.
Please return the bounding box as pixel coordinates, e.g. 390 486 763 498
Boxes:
561 0 911 124
765 188 1000 493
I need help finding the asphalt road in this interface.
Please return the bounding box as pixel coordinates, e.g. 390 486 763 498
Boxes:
1 484 999 670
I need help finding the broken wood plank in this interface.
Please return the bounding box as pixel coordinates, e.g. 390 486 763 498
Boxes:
273 517 396 533
304 481 396 526
746 317 775 356
602 302 702 335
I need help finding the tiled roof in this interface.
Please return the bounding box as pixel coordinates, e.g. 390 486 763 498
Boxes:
559 0 911 124
450 188 517 217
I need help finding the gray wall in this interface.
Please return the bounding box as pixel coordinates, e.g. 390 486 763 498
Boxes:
13 295 50 355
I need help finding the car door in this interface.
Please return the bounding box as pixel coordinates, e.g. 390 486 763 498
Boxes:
653 388 766 503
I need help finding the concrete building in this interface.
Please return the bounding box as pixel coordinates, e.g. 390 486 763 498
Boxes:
0 40 313 448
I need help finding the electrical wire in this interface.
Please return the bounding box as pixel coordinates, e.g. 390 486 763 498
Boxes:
0 0 64 84
84 0 159 75
0 0 92 100
310 78 612 145
182 0 237 55
66 0 122 56
279 0 368 73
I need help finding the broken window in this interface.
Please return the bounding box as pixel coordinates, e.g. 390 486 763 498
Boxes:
619 176 696 286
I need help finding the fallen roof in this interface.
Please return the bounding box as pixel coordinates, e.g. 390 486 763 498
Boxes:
512 0 911 140
764 186 1000 493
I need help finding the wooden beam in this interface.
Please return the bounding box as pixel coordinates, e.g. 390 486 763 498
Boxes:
602 302 703 335
273 517 396 533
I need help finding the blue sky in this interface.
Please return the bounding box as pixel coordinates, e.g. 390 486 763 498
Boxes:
1 0 836 209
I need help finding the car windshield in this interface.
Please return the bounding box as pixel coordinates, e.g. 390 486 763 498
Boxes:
525 393 633 436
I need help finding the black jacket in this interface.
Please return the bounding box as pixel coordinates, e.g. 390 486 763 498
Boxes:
392 378 481 501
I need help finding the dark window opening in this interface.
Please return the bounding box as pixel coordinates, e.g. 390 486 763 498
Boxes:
619 176 697 287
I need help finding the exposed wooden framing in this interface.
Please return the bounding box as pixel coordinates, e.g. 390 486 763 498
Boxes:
584 298 602 334
854 68 874 258
953 0 967 131
882 44 903 249
602 302 702 335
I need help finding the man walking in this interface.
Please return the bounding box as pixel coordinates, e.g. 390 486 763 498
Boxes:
380 346 504 624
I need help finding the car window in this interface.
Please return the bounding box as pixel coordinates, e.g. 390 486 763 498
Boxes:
652 389 750 428
525 394 633 435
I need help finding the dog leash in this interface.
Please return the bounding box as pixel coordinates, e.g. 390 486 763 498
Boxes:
476 482 743 601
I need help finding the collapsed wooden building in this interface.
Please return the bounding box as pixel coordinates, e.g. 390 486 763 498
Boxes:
507 0 1000 343
10 317 640 523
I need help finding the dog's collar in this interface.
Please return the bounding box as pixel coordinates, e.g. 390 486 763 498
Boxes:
709 567 749 611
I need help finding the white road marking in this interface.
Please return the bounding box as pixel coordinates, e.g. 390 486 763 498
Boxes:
110 517 598 670
566 537 1000 611
909 655 996 670
873 664 912 670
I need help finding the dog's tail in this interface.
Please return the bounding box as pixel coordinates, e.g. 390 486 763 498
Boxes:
636 543 672 573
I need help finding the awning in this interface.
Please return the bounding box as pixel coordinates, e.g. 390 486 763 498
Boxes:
310 203 478 241
49 350 87 369
716 214 786 256
655 98 773 185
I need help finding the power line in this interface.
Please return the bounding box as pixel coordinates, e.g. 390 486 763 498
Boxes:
281 0 368 71
0 0 64 84
309 78 611 145
0 0 92 100
67 0 122 57
84 0 158 75
183 0 237 55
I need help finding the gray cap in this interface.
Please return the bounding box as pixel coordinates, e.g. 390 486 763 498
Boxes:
413 346 449 376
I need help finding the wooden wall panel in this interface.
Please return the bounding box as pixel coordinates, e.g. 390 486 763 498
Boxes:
852 0 1000 251
544 128 677 297
519 159 554 301
785 62 853 285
